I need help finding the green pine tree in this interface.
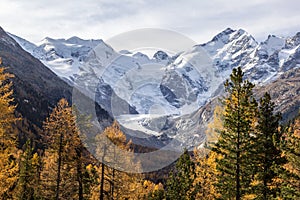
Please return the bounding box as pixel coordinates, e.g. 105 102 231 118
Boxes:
212 67 257 200
281 113 300 199
166 149 197 200
252 92 286 199
16 139 42 200
147 188 166 200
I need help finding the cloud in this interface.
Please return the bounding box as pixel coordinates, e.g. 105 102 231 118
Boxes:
0 0 299 44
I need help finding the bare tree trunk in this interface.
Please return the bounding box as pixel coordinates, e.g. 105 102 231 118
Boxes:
100 162 105 200
236 91 241 200
111 169 115 200
55 133 63 200
77 149 83 200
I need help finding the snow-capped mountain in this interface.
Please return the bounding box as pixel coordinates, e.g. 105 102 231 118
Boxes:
11 28 300 149
10 34 102 83
201 28 258 72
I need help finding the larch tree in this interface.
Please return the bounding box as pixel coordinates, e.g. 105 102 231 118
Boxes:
0 60 19 199
212 67 257 200
194 149 220 200
93 121 145 200
41 98 87 200
206 104 224 144
192 103 223 200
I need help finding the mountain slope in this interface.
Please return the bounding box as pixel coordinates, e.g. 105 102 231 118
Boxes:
255 67 300 121
0 26 73 126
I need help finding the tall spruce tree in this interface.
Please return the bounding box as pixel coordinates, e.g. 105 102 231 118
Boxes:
0 60 19 199
212 67 257 200
166 149 197 200
252 93 285 199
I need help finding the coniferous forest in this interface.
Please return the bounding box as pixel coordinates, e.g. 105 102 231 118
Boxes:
0 58 299 200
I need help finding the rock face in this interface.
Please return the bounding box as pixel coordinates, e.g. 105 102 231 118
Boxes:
9 27 300 149
255 67 300 122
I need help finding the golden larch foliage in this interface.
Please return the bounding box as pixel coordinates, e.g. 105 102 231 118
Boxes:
0 60 19 199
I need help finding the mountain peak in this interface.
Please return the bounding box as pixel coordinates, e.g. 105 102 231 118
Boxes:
236 28 246 35
41 36 103 45
0 26 5 33
267 34 276 39
133 52 150 60
285 32 300 49
153 50 169 60
40 36 58 44
262 34 284 45
67 36 81 42
223 27 235 34
66 36 103 44
207 28 254 47
0 27 19 47
211 28 235 42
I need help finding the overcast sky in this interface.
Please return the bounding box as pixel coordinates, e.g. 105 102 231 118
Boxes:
0 0 299 44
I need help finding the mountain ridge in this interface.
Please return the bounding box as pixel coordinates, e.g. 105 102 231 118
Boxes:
0 26 73 127
6 27 300 149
